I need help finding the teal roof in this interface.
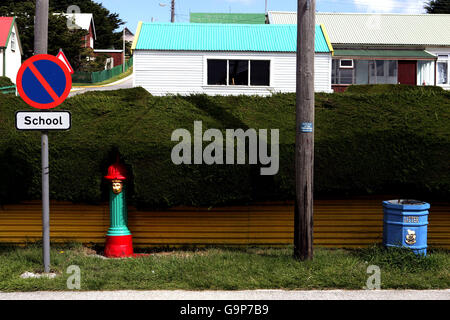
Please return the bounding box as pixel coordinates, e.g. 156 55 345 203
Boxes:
190 13 266 24
135 23 331 53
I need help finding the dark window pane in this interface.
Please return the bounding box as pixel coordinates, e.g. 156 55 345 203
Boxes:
376 60 385 77
207 60 227 85
389 60 397 77
340 59 353 68
370 61 376 77
250 60 270 86
339 69 353 84
438 62 448 84
229 60 249 85
332 59 338 84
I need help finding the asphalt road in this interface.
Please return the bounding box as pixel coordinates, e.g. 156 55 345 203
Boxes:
69 74 134 97
0 290 449 300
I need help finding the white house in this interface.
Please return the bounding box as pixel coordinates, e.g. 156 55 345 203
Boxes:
55 13 96 49
268 12 450 91
131 22 334 96
0 17 23 84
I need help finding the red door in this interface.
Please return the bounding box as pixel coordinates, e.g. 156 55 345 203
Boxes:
398 60 417 85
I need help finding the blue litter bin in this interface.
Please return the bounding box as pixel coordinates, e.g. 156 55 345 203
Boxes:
382 200 430 256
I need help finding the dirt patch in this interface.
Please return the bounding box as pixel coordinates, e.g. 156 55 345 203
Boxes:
76 246 98 256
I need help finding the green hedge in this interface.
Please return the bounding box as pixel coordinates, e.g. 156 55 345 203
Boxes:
0 85 449 208
0 76 13 88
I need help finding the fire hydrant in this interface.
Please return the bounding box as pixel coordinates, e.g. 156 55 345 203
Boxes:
104 160 134 257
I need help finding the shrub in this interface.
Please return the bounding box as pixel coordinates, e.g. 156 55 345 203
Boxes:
0 86 449 208
0 76 13 87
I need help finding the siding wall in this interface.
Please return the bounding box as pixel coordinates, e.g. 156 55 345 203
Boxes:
134 51 332 95
427 47 450 90
1 200 449 249
0 24 22 84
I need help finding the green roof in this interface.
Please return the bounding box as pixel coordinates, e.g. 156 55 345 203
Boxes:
134 23 332 53
190 13 266 24
334 49 437 59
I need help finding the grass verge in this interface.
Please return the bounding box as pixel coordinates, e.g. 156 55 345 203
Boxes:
0 244 448 291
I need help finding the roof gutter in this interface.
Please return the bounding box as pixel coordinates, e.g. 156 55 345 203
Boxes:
131 21 143 54
320 24 334 56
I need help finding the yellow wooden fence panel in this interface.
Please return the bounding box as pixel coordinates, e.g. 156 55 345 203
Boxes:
0 200 449 248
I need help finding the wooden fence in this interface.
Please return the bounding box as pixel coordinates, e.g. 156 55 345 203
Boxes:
0 199 449 248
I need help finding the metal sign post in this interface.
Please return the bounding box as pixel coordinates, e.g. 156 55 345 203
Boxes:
16 0 72 273
35 0 50 274
41 132 50 272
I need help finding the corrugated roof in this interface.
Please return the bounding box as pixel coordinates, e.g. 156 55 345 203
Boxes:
134 23 331 53
190 13 266 24
334 49 436 59
0 17 14 47
268 12 450 47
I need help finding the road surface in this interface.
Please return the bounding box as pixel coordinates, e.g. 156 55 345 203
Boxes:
69 74 134 97
0 290 448 300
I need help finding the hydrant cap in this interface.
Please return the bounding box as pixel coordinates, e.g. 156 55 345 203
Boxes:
105 162 127 180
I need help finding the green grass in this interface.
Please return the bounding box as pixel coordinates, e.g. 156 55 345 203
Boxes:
0 244 448 291
72 67 133 87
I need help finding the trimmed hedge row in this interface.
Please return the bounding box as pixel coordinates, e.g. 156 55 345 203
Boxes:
0 77 13 88
0 85 449 208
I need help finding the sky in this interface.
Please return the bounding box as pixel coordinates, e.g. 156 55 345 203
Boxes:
97 0 428 32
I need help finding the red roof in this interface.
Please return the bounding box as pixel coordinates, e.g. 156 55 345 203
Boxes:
0 17 14 47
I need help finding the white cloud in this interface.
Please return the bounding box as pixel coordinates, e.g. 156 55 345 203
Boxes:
353 0 426 13
354 0 400 13
401 0 427 13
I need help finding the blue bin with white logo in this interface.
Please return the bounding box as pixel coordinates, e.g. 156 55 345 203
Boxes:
382 200 430 256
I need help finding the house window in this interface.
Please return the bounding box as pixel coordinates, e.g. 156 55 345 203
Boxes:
334 59 398 85
389 60 397 77
229 60 249 86
207 59 271 86
250 60 270 86
437 54 449 85
207 60 227 85
437 62 448 84
105 57 114 70
339 59 353 68
332 59 353 84
376 61 385 77
10 32 15 52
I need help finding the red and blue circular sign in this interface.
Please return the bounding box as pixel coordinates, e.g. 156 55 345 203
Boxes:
16 54 72 109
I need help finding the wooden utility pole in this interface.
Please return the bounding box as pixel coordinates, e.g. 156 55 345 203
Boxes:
171 0 175 23
34 0 50 273
294 0 315 261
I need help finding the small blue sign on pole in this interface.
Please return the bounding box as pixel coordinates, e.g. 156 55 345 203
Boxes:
300 122 314 133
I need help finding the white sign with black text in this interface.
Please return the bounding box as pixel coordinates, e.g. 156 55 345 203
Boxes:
15 111 71 131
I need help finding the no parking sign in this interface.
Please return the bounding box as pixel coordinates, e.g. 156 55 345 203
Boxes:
16 53 72 130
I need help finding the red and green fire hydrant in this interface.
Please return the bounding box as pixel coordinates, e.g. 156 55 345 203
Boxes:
104 161 134 258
